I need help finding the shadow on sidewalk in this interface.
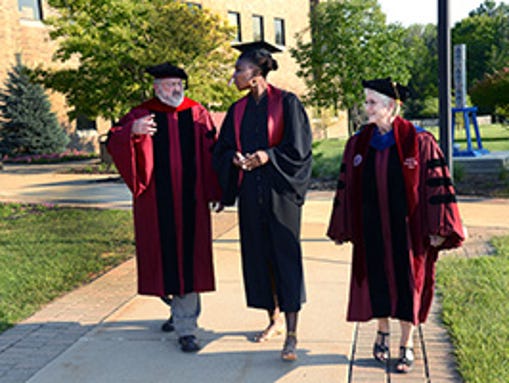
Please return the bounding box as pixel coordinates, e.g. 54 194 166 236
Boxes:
1 319 349 383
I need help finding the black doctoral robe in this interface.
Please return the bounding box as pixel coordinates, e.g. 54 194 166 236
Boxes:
213 86 312 312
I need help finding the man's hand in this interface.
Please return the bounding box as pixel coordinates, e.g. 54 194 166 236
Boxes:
132 114 157 136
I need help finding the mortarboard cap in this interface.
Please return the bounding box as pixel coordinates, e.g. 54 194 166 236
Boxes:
232 40 283 55
146 62 188 80
362 77 410 102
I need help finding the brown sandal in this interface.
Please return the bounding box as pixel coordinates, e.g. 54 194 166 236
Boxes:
281 332 298 361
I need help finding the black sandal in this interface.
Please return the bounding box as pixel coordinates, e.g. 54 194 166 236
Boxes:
372 330 390 363
281 332 298 361
396 346 414 373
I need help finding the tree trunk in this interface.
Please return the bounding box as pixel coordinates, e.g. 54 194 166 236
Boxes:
347 105 362 136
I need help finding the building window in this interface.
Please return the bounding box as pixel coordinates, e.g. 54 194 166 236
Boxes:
274 18 286 46
252 15 264 42
18 0 43 20
228 11 242 42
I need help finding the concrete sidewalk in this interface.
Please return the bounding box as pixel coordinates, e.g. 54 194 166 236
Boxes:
0 162 131 209
1 164 509 382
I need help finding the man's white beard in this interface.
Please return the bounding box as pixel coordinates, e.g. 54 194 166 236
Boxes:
156 89 184 108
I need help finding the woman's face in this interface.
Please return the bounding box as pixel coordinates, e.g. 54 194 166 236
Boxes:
364 89 394 127
232 59 259 91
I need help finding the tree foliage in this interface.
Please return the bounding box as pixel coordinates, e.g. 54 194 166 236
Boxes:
0 64 69 157
403 24 439 118
291 0 413 130
470 67 509 120
36 0 238 122
452 0 509 89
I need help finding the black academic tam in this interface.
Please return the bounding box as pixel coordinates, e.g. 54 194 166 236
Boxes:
146 62 188 80
362 77 410 102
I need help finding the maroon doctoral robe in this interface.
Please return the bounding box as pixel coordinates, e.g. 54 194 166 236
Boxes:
327 116 465 324
107 97 221 297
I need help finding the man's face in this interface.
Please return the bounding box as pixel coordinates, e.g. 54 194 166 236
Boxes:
154 77 184 107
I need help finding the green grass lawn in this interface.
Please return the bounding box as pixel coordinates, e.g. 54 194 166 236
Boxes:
436 236 509 383
0 203 134 333
59 161 118 175
427 123 509 152
311 138 346 179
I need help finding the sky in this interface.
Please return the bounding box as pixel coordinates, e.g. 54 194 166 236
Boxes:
378 0 502 26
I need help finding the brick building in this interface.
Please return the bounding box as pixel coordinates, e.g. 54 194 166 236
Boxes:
1 1 345 144
0 0 70 126
190 0 311 96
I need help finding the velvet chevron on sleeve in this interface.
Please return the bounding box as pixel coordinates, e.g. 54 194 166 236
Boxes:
419 133 465 250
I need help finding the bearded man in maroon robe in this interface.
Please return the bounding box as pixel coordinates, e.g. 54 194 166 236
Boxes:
107 62 222 353
327 77 465 373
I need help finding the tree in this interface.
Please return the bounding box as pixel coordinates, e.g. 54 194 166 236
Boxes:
403 23 439 118
291 0 413 132
470 67 509 121
36 0 238 123
0 64 69 157
452 0 509 89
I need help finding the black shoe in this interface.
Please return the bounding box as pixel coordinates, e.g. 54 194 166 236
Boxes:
373 331 390 363
161 315 174 332
178 335 201 353
395 346 414 373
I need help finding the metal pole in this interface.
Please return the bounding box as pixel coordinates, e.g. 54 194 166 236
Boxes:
438 0 453 176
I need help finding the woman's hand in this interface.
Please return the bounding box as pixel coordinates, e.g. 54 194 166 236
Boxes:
131 114 157 136
242 150 269 171
233 152 247 169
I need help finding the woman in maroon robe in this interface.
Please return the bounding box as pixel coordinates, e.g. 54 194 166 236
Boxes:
327 78 465 373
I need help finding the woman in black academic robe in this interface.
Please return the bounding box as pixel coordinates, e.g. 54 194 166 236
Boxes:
213 41 312 361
